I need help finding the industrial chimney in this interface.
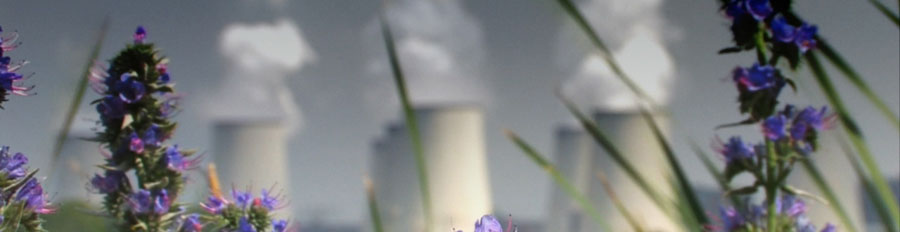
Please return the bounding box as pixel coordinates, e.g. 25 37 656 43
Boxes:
213 118 291 217
368 104 492 232
545 125 594 232
587 110 678 231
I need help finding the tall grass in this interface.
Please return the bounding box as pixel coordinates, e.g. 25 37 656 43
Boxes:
378 12 433 231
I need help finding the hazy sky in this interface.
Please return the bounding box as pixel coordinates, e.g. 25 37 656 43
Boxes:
1 0 897 225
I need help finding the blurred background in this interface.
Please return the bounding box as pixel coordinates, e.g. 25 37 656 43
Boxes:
0 0 897 231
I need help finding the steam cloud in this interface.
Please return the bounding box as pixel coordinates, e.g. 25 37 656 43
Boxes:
210 18 316 133
363 0 490 121
559 0 679 112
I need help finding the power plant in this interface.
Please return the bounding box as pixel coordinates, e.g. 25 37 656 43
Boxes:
213 118 292 217
368 104 493 232
546 110 678 232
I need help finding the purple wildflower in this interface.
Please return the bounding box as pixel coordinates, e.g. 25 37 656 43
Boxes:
259 189 280 210
719 207 746 231
778 195 807 217
156 63 170 83
181 214 203 232
0 56 30 97
97 95 126 120
143 124 166 147
16 178 54 214
90 171 124 194
0 146 28 179
238 217 257 232
762 115 788 140
821 224 836 232
201 195 228 214
733 63 777 91
771 16 796 43
790 106 829 140
117 73 146 103
134 26 147 44
153 189 171 214
165 145 196 171
744 0 772 20
129 189 154 214
129 132 145 154
474 215 503 232
717 137 756 163
233 189 253 209
724 0 746 18
794 24 818 53
272 219 288 232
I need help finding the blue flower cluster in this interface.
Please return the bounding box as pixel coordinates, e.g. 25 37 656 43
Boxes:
198 188 288 232
454 215 515 232
88 26 198 231
717 196 835 232
0 25 32 108
0 146 53 231
714 0 837 231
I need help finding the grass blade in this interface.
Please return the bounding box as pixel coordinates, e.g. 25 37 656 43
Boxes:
637 108 708 227
815 38 900 131
558 95 675 220
552 0 658 108
798 159 860 232
364 176 385 232
503 130 611 231
378 13 433 231
867 0 900 26
51 18 109 161
838 138 898 231
595 171 645 232
805 52 900 224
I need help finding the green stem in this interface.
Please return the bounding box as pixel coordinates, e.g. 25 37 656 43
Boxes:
754 22 769 64
379 15 433 231
766 140 778 232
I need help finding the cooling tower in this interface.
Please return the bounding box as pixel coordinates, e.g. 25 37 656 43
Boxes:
368 105 492 232
545 125 594 232
787 132 863 230
588 110 678 231
48 121 106 202
369 123 424 232
213 119 291 216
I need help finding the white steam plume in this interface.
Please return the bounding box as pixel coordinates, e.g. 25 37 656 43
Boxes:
363 0 490 121
558 0 680 112
210 18 316 133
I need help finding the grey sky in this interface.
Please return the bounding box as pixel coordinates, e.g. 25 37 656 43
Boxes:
0 0 897 226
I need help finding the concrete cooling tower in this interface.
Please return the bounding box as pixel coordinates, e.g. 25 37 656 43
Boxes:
368 104 492 232
588 110 677 231
213 119 291 216
545 125 594 232
369 123 424 232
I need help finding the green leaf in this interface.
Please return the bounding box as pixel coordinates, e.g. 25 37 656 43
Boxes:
805 52 900 225
798 159 860 232
504 130 611 231
867 0 900 26
558 95 677 221
838 137 898 231
815 37 900 131
378 13 433 231
364 177 384 232
637 108 708 227
51 18 109 162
